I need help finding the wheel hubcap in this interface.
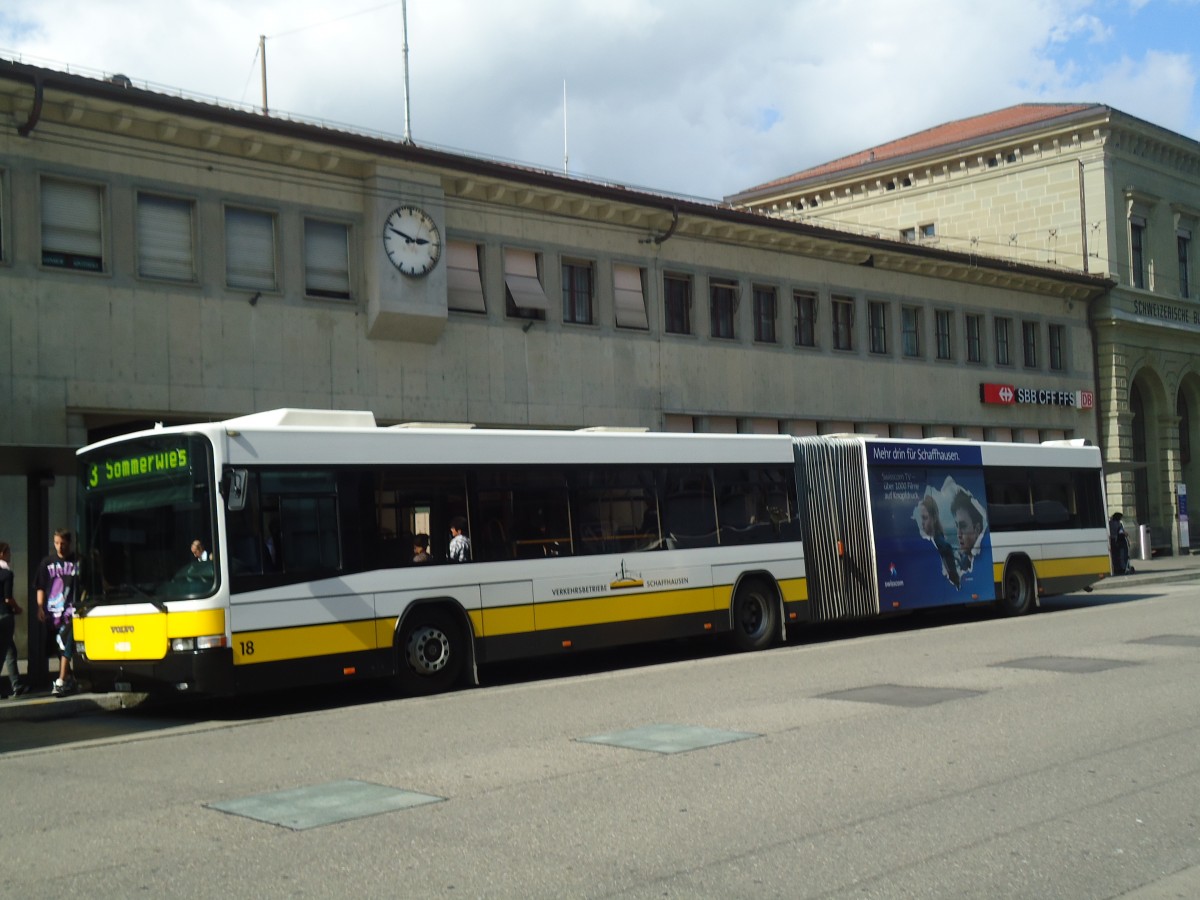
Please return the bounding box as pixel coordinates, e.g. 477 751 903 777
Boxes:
406 626 449 675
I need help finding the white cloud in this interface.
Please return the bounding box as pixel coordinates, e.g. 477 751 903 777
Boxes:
1 0 1197 198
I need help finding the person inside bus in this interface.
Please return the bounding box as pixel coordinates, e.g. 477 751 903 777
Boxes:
951 490 985 575
412 534 430 564
448 517 471 562
190 539 209 562
264 516 282 571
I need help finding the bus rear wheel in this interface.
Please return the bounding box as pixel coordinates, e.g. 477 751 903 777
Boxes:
730 578 779 652
999 560 1034 617
394 607 464 695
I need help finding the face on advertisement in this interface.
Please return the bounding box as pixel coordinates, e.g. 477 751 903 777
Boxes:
918 497 939 538
954 506 981 554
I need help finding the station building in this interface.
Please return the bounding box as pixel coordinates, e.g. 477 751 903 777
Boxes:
729 103 1200 554
0 60 1109 653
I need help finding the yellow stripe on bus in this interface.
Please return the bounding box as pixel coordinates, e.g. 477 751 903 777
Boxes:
991 555 1111 582
534 586 717 631
241 576 813 661
234 619 377 665
779 577 809 603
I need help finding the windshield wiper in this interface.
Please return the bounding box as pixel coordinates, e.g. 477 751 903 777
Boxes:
113 583 168 613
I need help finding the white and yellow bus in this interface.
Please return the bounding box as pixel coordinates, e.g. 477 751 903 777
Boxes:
72 410 1110 697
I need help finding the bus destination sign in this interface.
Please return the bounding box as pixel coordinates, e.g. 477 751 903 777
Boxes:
87 447 190 488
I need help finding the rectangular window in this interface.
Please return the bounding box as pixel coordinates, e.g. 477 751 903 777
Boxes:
1049 324 1065 371
753 285 777 343
965 314 982 363
664 272 692 335
900 227 916 243
137 193 194 282
995 316 1012 366
920 222 936 240
447 240 486 313
304 218 350 299
901 305 921 357
1130 215 1147 289
867 301 888 354
710 278 737 339
225 206 277 290
935 309 952 360
613 263 648 329
832 294 854 351
794 290 816 347
504 247 548 320
41 178 104 271
561 259 594 324
1179 229 1192 299
1022 320 1038 368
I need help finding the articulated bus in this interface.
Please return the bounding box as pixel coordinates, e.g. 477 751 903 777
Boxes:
71 409 1110 697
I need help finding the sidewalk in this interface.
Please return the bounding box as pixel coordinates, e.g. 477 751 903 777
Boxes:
3 553 1198 724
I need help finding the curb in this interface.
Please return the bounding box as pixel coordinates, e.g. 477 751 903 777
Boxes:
1 691 146 723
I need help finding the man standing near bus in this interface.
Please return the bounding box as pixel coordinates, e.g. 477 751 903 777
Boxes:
35 529 80 697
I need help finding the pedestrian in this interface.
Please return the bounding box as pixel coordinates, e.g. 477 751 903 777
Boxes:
1108 511 1131 575
35 529 81 697
0 541 28 698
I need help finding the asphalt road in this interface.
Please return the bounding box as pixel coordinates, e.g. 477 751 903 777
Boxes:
4 578 1200 899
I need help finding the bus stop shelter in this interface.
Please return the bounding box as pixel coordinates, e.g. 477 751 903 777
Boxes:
0 442 82 689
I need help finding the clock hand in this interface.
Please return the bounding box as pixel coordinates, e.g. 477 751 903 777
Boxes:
388 225 432 246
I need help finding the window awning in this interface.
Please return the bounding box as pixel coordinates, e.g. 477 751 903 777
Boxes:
503 248 548 311
613 263 648 330
448 241 486 313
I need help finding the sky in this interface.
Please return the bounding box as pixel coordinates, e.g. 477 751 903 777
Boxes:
2 0 1198 201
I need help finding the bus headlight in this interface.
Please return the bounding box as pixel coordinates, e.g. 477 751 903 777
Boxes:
75 641 86 657
171 635 227 652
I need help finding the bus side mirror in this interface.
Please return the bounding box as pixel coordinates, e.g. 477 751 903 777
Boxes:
225 469 248 512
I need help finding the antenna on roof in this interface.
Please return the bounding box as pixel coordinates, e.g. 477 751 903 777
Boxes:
402 0 413 143
259 34 268 115
563 80 569 174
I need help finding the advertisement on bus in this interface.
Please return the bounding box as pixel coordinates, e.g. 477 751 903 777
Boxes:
865 442 996 610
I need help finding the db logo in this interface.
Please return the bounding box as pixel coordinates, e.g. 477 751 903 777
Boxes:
1078 390 1094 409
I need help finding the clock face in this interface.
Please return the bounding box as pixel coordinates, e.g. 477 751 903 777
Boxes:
383 205 442 277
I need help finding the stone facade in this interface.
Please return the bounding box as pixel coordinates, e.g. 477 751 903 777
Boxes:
731 104 1200 554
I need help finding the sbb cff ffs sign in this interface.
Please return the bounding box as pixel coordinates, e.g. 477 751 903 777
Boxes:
980 383 1093 409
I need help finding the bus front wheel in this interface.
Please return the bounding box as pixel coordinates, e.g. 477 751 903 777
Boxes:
730 578 779 652
395 607 464 695
999 560 1035 617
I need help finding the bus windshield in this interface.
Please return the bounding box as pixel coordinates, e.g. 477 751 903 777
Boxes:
78 434 217 606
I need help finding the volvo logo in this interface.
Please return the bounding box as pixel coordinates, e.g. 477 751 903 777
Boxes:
110 625 135 634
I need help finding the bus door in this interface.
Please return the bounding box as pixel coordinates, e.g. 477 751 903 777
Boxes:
793 438 879 621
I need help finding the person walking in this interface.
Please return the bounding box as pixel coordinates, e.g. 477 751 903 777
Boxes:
1109 511 1132 575
35 529 81 697
0 541 28 698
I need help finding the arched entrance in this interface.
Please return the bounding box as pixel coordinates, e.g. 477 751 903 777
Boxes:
1178 373 1200 551
1129 367 1169 549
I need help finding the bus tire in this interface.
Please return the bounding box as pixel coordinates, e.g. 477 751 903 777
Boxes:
999 559 1035 617
730 577 779 652
394 607 464 695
